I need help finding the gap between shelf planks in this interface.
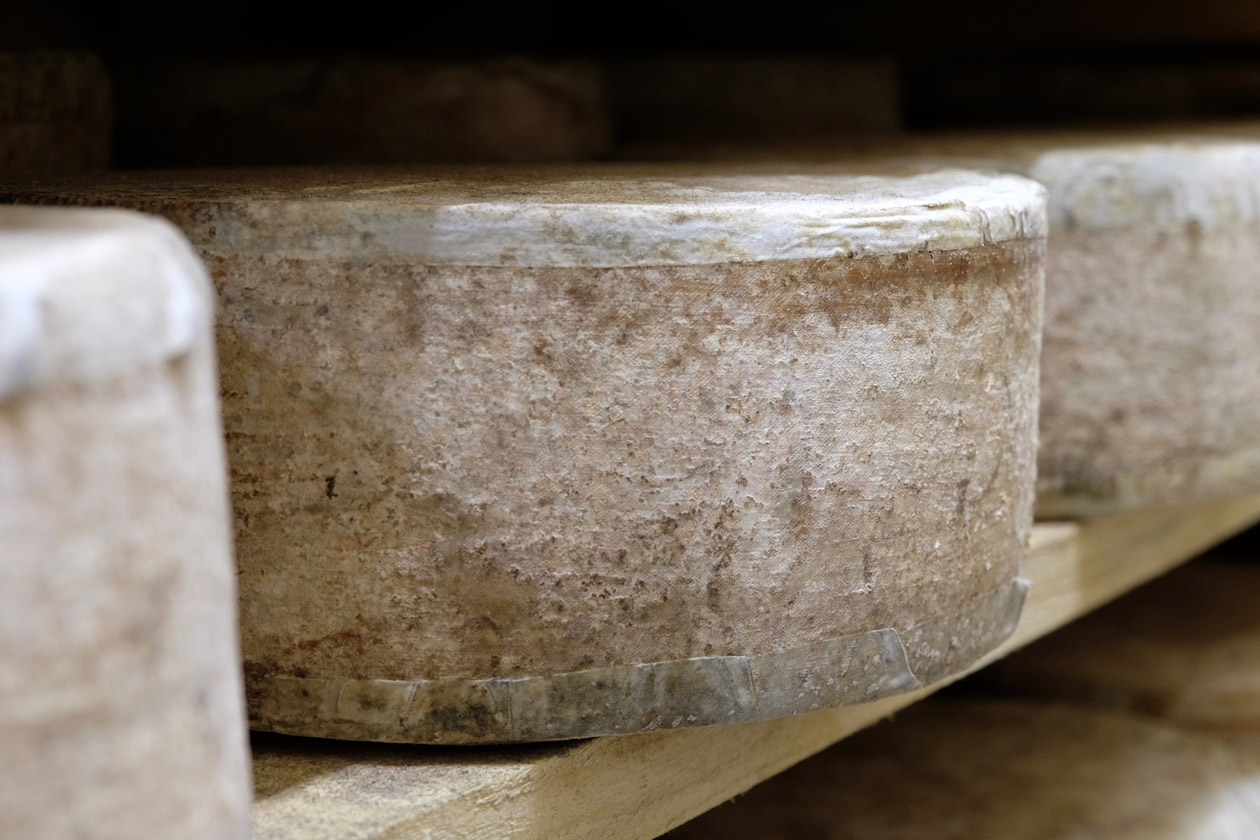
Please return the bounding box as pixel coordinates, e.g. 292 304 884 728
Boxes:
250 492 1260 840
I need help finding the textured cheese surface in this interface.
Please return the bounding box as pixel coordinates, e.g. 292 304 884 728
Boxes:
0 169 1046 742
0 166 1047 265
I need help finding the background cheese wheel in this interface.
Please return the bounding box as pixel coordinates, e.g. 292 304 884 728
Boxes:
2 168 1046 743
668 699 1260 840
903 135 1260 517
1009 136 1260 517
112 57 611 167
980 556 1260 729
0 52 111 177
0 207 250 838
640 133 1260 517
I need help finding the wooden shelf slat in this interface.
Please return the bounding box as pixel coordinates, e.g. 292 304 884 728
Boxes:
252 494 1260 840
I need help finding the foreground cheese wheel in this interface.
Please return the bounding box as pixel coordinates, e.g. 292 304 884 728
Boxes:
0 52 111 177
670 699 1260 840
114 57 610 166
982 558 1260 728
3 168 1046 743
0 208 250 837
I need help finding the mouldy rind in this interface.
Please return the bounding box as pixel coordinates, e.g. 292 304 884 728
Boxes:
1 168 1046 743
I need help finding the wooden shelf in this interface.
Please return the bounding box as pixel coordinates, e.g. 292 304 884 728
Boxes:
252 494 1260 840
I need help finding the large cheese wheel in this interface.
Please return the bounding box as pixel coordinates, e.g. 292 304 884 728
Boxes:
0 52 110 177
113 58 610 166
981 558 1260 728
669 699 1260 840
0 208 250 838
2 168 1046 743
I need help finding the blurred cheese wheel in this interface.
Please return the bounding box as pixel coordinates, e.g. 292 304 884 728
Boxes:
3 167 1046 743
0 207 250 838
1010 136 1260 517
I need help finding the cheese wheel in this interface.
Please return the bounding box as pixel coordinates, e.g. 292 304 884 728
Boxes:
670 700 1260 840
1000 136 1260 516
0 52 110 177
981 558 1260 729
2 167 1046 743
0 208 250 838
114 58 610 166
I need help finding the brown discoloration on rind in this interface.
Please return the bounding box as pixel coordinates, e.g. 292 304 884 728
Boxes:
220 241 1041 685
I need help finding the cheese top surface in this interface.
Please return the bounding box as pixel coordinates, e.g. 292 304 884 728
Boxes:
0 166 1048 266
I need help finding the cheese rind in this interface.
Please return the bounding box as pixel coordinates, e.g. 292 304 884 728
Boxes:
0 208 251 838
1 170 1046 743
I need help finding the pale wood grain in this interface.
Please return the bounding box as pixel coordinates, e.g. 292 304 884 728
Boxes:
983 531 1260 729
252 493 1260 840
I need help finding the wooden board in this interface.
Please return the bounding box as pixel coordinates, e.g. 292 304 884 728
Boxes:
668 699 1260 840
981 551 1260 729
251 492 1260 840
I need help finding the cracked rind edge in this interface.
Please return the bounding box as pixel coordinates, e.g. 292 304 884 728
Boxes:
249 579 1029 745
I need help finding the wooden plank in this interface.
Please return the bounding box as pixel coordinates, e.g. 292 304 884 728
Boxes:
980 552 1260 729
251 494 1260 840
669 699 1260 840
